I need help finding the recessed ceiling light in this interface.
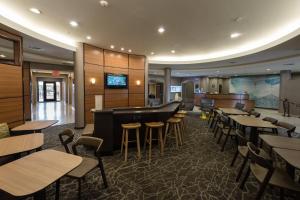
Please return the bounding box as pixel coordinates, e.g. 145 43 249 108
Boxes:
171 50 175 54
151 52 155 55
99 0 109 7
69 21 78 27
158 27 165 34
121 47 124 51
110 45 115 49
266 68 271 71
0 54 6 58
29 8 41 14
86 36 92 40
216 70 220 73
230 32 241 38
128 49 132 53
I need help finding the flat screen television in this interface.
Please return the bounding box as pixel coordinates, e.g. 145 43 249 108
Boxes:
105 73 128 89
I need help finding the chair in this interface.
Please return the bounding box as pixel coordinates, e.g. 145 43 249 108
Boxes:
68 136 108 199
276 121 296 137
231 130 269 182
144 122 164 160
58 128 75 153
216 115 235 151
173 113 186 141
240 142 300 200
258 117 278 136
248 111 261 118
121 123 141 162
263 117 278 124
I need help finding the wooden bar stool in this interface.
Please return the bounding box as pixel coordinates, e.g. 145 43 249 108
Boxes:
177 110 187 115
121 122 141 162
173 113 185 141
143 122 164 160
164 117 182 148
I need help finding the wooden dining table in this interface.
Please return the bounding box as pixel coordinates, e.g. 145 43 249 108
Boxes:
0 149 82 199
0 133 44 157
229 115 277 145
259 135 300 151
274 148 300 178
11 120 58 134
218 108 249 115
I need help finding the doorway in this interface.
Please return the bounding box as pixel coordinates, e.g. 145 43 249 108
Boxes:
43 81 56 101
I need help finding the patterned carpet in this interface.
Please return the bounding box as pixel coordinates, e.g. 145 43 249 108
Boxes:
21 115 297 199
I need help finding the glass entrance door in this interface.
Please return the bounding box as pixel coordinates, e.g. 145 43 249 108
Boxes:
43 82 56 101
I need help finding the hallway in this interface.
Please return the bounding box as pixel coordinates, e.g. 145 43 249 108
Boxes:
31 102 75 125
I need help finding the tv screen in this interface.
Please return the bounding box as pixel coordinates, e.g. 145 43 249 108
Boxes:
105 73 128 89
170 86 182 93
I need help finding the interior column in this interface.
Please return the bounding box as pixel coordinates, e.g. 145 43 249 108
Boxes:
164 68 171 103
74 43 85 128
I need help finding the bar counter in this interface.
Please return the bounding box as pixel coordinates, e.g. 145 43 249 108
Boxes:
194 93 255 110
91 101 181 155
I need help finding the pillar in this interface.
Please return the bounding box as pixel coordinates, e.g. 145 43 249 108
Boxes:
164 68 171 103
144 58 149 106
74 43 85 128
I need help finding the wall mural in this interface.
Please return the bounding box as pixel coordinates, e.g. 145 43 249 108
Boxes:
229 75 280 109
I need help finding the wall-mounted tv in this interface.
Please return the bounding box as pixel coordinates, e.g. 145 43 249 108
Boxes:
105 73 128 89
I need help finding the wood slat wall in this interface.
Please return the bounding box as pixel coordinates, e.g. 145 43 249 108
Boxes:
0 28 23 127
23 62 31 120
83 44 146 123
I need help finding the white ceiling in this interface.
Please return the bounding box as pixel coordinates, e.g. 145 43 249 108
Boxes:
1 0 300 64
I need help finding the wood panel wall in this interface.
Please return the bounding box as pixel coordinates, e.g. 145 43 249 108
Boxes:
83 44 145 124
23 62 31 120
0 29 23 127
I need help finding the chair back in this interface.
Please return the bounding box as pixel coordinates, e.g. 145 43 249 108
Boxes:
262 117 278 124
72 136 104 158
247 142 273 170
276 121 296 137
58 129 75 153
249 111 261 118
235 103 245 110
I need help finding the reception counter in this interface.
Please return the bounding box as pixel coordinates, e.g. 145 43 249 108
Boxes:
194 93 255 110
91 101 181 154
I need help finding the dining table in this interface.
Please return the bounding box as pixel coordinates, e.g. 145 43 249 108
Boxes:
229 115 277 145
0 133 44 157
11 120 58 134
0 149 82 199
259 135 300 151
218 108 249 115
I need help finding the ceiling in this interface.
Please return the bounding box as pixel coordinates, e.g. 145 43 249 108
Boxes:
1 0 300 64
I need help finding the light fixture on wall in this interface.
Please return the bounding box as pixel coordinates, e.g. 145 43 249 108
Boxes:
90 78 96 85
136 80 141 85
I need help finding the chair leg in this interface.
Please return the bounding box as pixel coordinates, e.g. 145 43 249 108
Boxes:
78 178 81 200
213 126 219 138
221 133 230 151
136 128 141 159
164 123 169 146
176 123 183 146
174 124 179 148
148 128 152 160
236 156 248 182
159 128 164 155
217 129 223 144
230 150 239 167
239 166 250 189
124 130 128 162
120 129 125 154
98 158 108 188
144 127 149 152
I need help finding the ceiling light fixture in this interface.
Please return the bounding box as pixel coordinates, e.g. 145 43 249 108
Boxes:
171 50 175 54
216 70 220 73
121 47 124 51
29 8 41 14
266 68 271 71
69 21 78 27
158 27 165 34
151 52 155 55
110 45 115 49
0 54 6 58
86 36 92 40
230 32 241 38
99 0 109 7
128 49 132 53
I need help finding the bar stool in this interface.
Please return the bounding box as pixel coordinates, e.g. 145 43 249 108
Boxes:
144 122 164 160
121 122 141 162
173 113 185 141
177 110 187 115
164 117 182 148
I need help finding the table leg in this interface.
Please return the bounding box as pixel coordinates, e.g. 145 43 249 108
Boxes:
55 179 60 200
249 127 258 145
286 163 295 179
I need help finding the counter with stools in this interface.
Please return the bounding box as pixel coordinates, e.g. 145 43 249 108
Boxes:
144 122 164 160
164 117 182 148
121 123 141 162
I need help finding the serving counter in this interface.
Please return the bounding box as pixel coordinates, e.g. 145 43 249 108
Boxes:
194 93 255 110
91 101 181 154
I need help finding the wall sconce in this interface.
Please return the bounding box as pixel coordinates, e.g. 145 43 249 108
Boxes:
90 78 96 85
136 80 141 86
